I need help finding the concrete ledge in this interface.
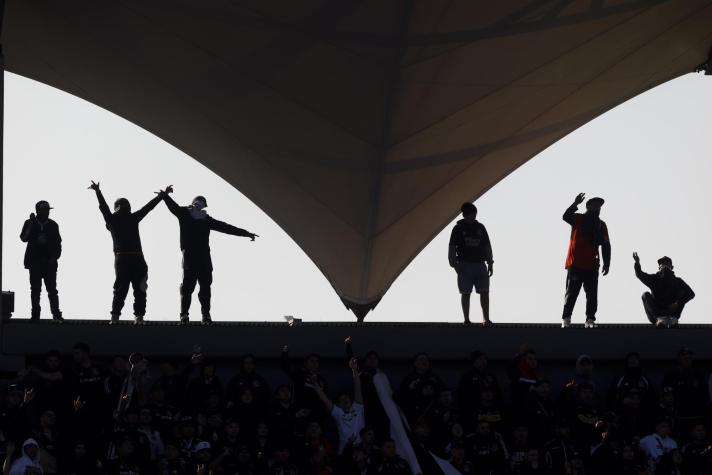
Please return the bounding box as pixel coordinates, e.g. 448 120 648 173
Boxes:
0 320 708 361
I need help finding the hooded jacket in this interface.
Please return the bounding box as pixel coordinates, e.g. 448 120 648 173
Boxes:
9 438 43 475
634 262 695 307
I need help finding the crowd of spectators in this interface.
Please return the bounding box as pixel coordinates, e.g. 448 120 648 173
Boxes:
0 340 711 475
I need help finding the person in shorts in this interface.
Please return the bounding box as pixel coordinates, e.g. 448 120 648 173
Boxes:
448 202 494 325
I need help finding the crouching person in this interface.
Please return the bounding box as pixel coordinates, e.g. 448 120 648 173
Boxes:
633 253 694 327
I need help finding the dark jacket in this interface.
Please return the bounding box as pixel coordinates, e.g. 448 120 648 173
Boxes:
95 190 161 253
163 195 251 270
449 219 493 264
20 218 61 268
634 263 695 307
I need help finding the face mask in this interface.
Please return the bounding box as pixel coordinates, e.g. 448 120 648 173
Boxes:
190 201 208 220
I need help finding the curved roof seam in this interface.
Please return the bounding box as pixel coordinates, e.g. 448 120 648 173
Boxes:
115 0 380 147
226 2 394 67
390 5 656 149
403 0 455 65
225 1 394 66
372 6 709 240
398 73 671 88
359 0 414 296
401 0 671 67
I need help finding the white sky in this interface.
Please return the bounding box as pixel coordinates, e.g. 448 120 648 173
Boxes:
3 72 711 323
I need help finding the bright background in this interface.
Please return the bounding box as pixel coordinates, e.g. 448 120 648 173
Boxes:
3 72 711 323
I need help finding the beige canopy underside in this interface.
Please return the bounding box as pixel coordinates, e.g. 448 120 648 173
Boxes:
4 0 712 317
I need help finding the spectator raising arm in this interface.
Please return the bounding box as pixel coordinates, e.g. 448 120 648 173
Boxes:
132 193 164 223
159 186 184 217
563 192 585 225
89 180 112 223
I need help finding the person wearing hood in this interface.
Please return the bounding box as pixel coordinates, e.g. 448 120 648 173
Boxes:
89 181 164 324
6 438 43 475
158 186 258 324
561 193 611 329
448 202 494 326
20 200 63 322
633 253 695 328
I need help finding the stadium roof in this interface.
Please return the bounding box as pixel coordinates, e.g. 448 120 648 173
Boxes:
3 0 712 318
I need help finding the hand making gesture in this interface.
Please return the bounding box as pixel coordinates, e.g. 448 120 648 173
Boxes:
573 192 585 206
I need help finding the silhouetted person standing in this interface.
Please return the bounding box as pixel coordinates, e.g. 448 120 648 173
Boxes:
159 186 258 324
89 181 163 324
449 202 493 326
633 253 694 327
561 193 610 328
20 200 63 321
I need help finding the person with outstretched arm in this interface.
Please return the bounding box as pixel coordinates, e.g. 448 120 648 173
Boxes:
89 181 164 324
158 186 258 324
561 193 611 328
20 200 63 321
448 202 494 326
311 357 365 454
633 253 694 328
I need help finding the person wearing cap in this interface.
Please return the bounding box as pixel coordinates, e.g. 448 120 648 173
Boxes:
20 200 63 321
448 202 494 326
158 186 258 324
561 193 611 328
633 252 695 327
89 181 164 324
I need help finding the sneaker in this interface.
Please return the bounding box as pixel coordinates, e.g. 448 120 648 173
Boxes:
201 314 212 325
655 317 667 328
52 314 64 323
463 319 472 325
134 315 145 325
668 317 679 328
561 318 571 328
481 319 494 327
179 314 189 325
584 319 598 329
109 314 120 325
